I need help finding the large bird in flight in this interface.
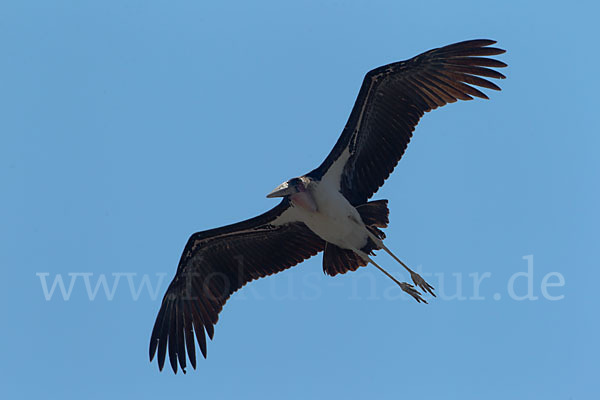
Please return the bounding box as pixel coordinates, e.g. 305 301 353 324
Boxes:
150 39 506 373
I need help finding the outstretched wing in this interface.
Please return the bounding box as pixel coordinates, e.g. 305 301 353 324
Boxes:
149 199 324 373
308 39 507 205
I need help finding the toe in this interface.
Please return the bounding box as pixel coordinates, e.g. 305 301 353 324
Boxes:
411 273 436 297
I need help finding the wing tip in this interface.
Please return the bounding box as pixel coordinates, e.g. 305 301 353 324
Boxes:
495 60 508 68
149 339 157 362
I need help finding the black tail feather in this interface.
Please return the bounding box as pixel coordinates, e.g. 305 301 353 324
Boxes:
356 199 389 228
323 243 367 276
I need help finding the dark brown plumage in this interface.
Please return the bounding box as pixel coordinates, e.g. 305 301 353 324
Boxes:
308 39 506 205
149 199 324 373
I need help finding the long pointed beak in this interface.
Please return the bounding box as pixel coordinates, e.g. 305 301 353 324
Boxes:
266 182 293 198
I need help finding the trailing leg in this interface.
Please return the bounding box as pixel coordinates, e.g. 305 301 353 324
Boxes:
357 251 427 304
380 244 436 297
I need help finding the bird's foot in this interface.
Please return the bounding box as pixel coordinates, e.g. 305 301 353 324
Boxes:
410 271 436 297
400 282 427 304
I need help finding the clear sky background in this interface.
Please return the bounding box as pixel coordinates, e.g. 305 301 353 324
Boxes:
1 1 598 399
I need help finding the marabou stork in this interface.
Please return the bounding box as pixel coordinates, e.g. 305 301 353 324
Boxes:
150 39 506 373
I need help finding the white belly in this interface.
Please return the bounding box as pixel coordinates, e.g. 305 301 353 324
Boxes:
279 182 370 250
302 211 368 250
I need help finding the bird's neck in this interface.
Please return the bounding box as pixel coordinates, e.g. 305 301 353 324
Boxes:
290 191 317 213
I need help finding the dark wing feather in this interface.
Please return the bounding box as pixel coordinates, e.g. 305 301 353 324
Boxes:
308 39 507 205
149 199 325 373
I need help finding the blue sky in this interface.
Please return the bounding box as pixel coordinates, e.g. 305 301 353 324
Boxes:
2 1 598 399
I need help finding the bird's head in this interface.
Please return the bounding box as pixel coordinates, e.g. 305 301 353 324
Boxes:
266 177 308 199
267 176 317 212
